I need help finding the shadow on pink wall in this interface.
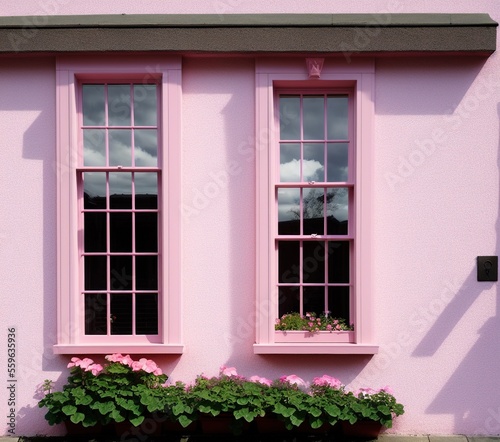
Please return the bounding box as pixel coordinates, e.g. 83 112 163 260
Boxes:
412 102 500 433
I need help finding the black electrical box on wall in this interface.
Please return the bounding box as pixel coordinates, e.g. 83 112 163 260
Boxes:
477 256 498 282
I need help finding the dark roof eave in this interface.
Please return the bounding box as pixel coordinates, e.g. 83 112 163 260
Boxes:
0 13 496 55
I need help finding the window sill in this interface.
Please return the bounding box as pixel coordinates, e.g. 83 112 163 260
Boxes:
53 344 184 355
253 343 378 355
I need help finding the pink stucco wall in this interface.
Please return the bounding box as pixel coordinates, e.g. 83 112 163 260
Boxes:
1 0 500 436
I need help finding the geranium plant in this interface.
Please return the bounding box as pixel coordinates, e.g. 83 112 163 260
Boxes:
38 354 167 428
275 312 353 332
39 358 404 436
185 366 267 434
348 387 405 427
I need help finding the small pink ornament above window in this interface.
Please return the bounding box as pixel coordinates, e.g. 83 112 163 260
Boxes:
306 58 324 78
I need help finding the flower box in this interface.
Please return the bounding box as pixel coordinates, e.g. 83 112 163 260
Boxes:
199 413 249 434
341 420 384 438
64 421 103 436
274 330 354 343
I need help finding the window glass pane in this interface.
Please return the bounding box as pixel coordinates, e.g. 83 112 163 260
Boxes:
303 286 326 316
303 241 325 283
278 188 300 235
108 84 131 126
83 129 106 166
85 256 107 290
278 287 300 318
109 129 132 167
135 129 158 167
85 293 107 335
136 213 158 252
84 213 106 252
303 188 324 235
326 188 348 235
303 143 324 182
110 294 132 335
136 256 158 290
327 286 350 322
327 143 348 182
110 256 132 291
135 173 158 209
136 294 158 334
109 172 132 209
278 241 300 283
303 96 324 140
82 84 105 126
327 95 349 140
280 96 300 140
280 143 300 182
110 213 132 252
84 172 106 209
328 241 350 283
134 85 157 126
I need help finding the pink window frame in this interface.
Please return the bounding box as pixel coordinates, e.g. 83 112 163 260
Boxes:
253 58 378 354
54 56 183 354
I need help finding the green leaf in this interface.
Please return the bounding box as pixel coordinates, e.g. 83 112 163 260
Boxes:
290 413 305 427
111 409 125 423
178 415 193 428
274 403 294 418
310 416 324 429
172 403 186 416
62 405 77 416
70 412 85 424
309 406 322 418
130 416 145 427
378 405 391 415
324 404 340 417
75 395 93 406
95 401 116 415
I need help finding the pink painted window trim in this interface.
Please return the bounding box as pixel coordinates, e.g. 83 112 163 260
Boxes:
54 56 183 354
254 58 378 355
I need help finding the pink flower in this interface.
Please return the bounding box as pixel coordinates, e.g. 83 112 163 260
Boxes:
220 366 238 377
280 374 306 388
153 368 163 376
143 359 159 373
120 354 134 367
326 324 332 331
354 387 377 397
249 375 272 386
131 358 147 371
105 353 123 363
85 363 103 376
67 357 81 368
131 358 160 373
313 375 343 389
378 386 394 395
79 358 95 369
68 357 94 369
